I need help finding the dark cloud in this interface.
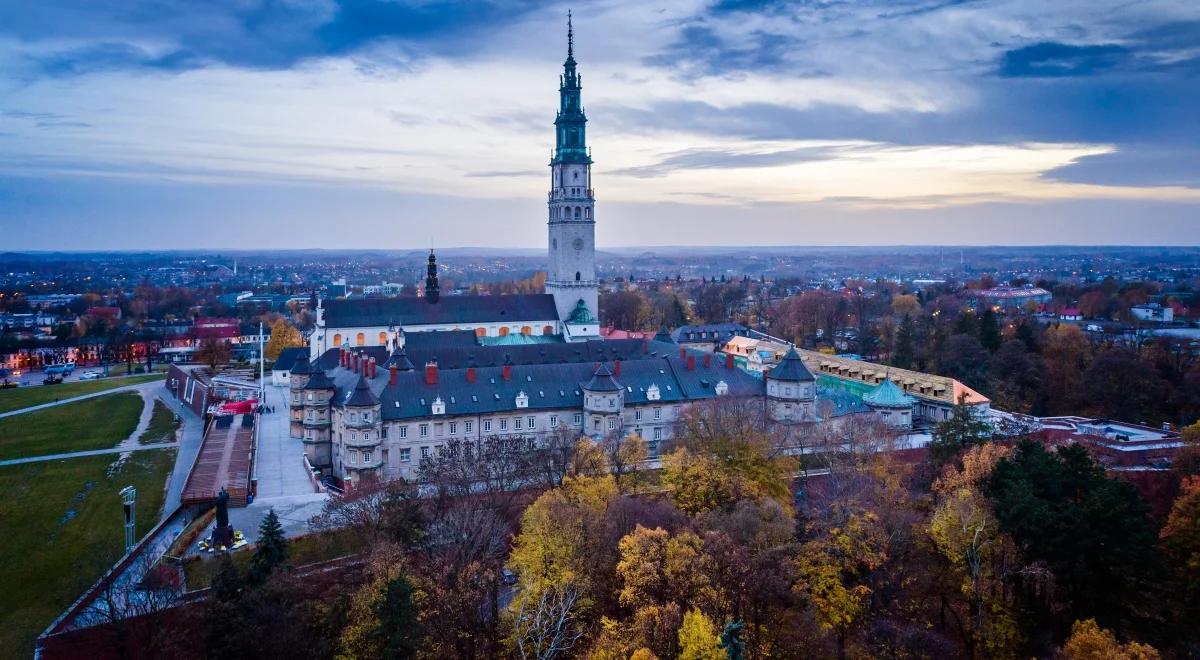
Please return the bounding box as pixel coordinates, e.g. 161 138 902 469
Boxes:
1042 147 1200 189
999 42 1132 77
10 0 549 76
609 146 836 178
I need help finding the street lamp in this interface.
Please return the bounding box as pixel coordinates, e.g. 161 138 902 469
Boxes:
119 485 137 553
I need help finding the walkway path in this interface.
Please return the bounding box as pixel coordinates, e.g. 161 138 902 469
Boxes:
0 442 180 467
0 378 163 419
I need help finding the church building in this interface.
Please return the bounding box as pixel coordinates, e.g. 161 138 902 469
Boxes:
309 13 601 360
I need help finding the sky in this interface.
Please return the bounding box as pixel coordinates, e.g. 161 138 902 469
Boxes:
1 0 1198 249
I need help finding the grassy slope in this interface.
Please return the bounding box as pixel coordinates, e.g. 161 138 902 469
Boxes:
138 399 180 445
0 374 164 414
0 449 176 658
0 392 144 461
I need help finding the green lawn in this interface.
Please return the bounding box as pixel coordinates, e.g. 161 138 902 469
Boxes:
182 527 365 590
0 374 164 414
138 399 180 445
0 449 176 658
0 393 144 461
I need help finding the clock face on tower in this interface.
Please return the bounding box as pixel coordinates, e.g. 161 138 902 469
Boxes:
572 238 584 251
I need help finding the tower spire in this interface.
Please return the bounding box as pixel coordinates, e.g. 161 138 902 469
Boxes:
567 9 574 60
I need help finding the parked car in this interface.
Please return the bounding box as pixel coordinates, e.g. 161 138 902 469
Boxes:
78 371 101 381
43 375 63 385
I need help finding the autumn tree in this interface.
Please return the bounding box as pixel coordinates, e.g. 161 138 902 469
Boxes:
928 396 993 468
265 318 304 360
1060 619 1159 660
677 609 724 660
196 336 232 370
1160 476 1200 606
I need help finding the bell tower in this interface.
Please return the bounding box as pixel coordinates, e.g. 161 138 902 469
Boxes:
545 11 599 336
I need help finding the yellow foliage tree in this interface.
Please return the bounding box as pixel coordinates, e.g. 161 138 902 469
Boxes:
1061 619 1159 660
264 318 304 360
677 609 724 660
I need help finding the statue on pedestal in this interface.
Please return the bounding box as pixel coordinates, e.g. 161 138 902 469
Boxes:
211 487 234 549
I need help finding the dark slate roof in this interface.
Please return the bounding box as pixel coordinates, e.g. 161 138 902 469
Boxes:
274 347 309 373
318 350 764 422
383 349 415 372
583 364 622 392
314 337 682 373
286 352 312 375
304 370 336 390
653 326 674 344
672 323 749 343
403 329 480 350
343 375 381 407
766 348 815 382
322 294 559 327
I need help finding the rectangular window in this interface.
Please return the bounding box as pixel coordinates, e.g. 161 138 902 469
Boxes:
484 420 492 432
399 448 411 462
527 416 535 429
654 407 661 420
514 417 523 430
350 431 357 441
500 419 508 431
421 446 429 458
349 450 358 465
528 438 536 450
465 420 473 433
381 426 388 439
608 418 616 430
449 421 457 435
364 412 371 422
419 423 429 438
363 451 372 463
550 415 558 427
654 427 662 440
399 425 408 439
635 409 642 421
574 413 582 426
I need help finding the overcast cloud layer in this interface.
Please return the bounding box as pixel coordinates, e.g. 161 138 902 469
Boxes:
1 0 1198 248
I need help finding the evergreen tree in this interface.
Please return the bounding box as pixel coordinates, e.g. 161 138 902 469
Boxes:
1015 320 1038 352
893 314 915 369
378 574 421 658
249 508 287 583
928 396 993 467
955 310 979 338
979 306 1001 351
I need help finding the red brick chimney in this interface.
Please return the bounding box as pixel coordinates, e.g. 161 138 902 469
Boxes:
614 359 622 377
368 357 376 378
466 366 476 383
340 348 347 368
703 354 711 368
679 347 687 359
687 355 695 371
725 353 734 369
424 360 438 385
502 363 512 382
388 364 397 386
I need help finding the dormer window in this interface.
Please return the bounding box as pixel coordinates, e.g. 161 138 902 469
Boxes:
715 380 729 396
431 396 445 415
516 391 529 408
647 384 661 401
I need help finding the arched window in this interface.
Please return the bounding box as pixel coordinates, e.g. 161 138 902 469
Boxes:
333 333 342 347
542 325 554 335
378 331 388 345
356 332 365 346
575 271 581 281
584 207 590 219
498 327 510 337
574 207 581 220
521 326 532 336
475 327 487 337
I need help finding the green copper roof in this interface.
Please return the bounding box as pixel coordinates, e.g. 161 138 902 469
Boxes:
862 378 916 408
567 299 597 324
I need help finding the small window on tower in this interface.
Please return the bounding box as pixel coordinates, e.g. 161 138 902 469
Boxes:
575 272 581 281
